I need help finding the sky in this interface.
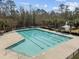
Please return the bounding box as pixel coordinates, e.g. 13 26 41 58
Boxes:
14 0 79 12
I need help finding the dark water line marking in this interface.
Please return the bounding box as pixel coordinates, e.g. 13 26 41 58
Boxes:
22 32 44 49
33 37 50 47
29 39 44 49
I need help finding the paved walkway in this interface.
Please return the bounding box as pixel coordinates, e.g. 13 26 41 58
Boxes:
0 32 23 49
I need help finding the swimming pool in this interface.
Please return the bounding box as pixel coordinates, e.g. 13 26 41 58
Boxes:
7 28 71 56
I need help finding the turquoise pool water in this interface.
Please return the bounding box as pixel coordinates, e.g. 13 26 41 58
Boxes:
7 28 71 56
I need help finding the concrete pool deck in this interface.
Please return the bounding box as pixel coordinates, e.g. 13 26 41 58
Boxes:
0 31 24 49
0 28 79 59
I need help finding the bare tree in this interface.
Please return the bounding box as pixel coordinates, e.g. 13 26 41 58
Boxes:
6 0 16 16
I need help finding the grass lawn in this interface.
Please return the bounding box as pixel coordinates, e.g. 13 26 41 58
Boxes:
72 53 79 59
